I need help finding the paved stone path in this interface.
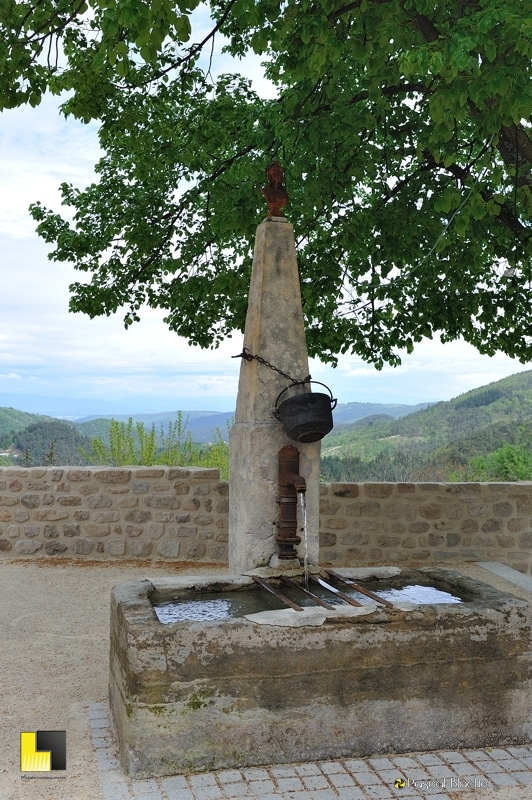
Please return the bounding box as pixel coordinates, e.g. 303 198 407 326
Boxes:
90 704 532 800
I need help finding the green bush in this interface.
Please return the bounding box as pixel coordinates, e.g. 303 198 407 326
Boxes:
79 412 229 479
449 444 532 482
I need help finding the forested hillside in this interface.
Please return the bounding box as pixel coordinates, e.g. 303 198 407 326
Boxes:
74 403 427 446
0 407 50 438
320 371 532 482
0 410 229 472
3 370 532 478
0 417 93 466
0 408 63 465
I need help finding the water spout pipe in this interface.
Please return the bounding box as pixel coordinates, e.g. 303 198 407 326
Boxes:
276 445 304 560
287 473 306 493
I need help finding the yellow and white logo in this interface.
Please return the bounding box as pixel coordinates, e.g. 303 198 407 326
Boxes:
20 731 66 771
21 733 50 771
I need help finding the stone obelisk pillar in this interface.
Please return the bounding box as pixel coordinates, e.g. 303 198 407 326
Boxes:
229 165 320 574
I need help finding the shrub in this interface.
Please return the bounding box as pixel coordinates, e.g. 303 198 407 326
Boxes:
80 412 229 479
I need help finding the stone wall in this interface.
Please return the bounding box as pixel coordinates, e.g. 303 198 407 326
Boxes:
319 481 532 575
0 467 228 562
1 468 532 574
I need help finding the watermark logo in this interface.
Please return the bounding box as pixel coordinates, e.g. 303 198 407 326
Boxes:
394 776 497 792
20 732 66 772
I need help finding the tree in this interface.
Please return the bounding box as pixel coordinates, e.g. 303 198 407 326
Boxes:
0 0 197 109
4 1 532 366
21 448 32 466
41 439 57 466
453 443 532 481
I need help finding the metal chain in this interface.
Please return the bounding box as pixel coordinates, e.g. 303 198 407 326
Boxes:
232 347 311 386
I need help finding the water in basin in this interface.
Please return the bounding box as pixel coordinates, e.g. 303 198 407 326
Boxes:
152 579 463 624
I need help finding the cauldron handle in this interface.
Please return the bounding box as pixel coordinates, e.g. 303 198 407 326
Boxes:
274 381 337 419
273 382 297 419
311 381 337 409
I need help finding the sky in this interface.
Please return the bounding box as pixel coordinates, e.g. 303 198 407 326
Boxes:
1 8 531 419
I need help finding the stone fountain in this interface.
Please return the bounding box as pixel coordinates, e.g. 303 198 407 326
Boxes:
108 165 532 778
228 162 320 574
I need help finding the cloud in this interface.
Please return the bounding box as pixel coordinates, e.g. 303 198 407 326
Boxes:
311 338 531 405
0 96 101 239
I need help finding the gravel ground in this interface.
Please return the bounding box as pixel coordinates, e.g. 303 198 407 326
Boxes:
0 558 531 800
0 558 223 800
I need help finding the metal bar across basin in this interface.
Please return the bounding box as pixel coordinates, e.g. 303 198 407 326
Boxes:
308 574 362 607
279 575 336 610
324 569 394 609
252 576 303 611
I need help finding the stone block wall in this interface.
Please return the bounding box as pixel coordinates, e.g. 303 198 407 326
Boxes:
319 481 532 575
1 468 532 574
0 467 228 562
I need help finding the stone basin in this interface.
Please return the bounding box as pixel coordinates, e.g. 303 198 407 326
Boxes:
109 567 532 778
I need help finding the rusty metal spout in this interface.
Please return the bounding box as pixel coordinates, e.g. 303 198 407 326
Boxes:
276 445 304 560
287 473 306 493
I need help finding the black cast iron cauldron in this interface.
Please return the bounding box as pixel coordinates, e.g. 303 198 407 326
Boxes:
274 381 337 443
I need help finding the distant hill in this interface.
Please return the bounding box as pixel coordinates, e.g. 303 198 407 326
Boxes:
0 399 431 463
320 370 532 481
3 372 532 478
432 420 532 466
74 403 429 445
0 408 59 464
75 410 233 426
74 411 235 446
0 414 93 466
0 407 52 438
12 421 92 466
0 393 234 418
331 402 431 425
